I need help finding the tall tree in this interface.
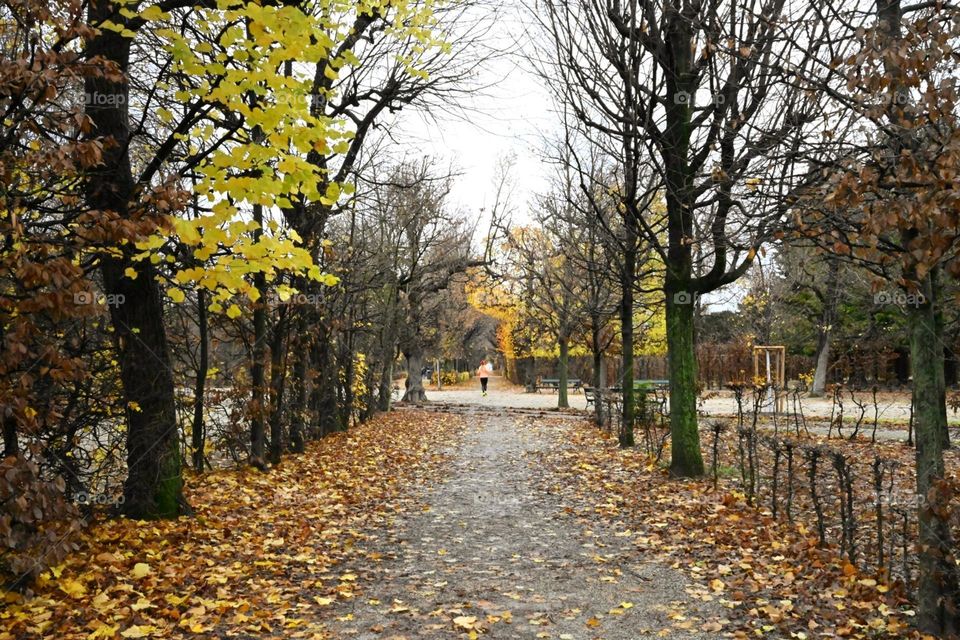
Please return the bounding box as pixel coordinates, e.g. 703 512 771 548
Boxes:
503 222 588 409
533 0 832 474
799 1 960 631
83 0 189 518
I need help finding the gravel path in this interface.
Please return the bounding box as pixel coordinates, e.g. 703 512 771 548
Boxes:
427 377 925 422
326 409 717 639
425 376 960 441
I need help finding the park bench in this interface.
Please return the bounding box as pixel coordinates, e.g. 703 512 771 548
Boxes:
586 381 667 411
584 386 598 407
610 379 670 393
607 379 671 418
538 378 582 393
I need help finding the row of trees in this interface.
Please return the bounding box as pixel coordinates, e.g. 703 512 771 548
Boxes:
505 0 960 632
1 0 500 583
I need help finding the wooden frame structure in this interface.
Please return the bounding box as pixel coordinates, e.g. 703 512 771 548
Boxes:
753 345 786 413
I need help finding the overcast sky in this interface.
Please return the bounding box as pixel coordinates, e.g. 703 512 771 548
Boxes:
391 2 554 223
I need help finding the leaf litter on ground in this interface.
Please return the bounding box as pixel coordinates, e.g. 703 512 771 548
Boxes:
522 416 935 640
0 411 465 639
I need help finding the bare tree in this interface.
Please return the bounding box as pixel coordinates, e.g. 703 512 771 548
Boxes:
531 0 834 475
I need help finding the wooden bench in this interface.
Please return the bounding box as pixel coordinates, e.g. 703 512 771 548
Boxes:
538 378 582 393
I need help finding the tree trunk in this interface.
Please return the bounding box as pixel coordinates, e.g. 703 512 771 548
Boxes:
359 357 378 423
290 329 307 453
402 349 428 403
811 331 831 397
313 318 339 437
659 1 703 477
666 294 704 477
620 245 635 447
339 333 355 431
377 354 395 412
874 2 958 626
84 6 184 518
557 336 570 409
109 262 184 517
2 413 17 458
909 274 958 634
268 310 286 465
249 206 267 470
934 278 951 450
192 289 208 471
308 338 323 440
591 319 604 424
811 257 840 396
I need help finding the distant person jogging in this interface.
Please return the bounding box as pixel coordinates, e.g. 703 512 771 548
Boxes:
477 359 492 396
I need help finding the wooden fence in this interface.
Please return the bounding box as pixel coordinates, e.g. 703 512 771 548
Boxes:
505 343 917 390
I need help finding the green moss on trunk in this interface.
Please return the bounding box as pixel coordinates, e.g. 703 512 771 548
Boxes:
666 296 704 477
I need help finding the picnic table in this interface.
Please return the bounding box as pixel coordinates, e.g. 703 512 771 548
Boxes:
537 378 582 393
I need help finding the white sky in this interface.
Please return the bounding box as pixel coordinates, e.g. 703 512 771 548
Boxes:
390 2 554 222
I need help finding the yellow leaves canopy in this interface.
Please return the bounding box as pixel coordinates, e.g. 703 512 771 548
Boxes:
132 0 444 315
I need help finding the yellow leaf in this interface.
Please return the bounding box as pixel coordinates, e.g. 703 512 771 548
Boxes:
124 267 138 280
453 616 478 630
225 304 242 319
167 288 185 303
131 562 151 579
59 578 87 599
130 597 154 611
120 626 154 638
139 5 170 21
88 623 120 639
